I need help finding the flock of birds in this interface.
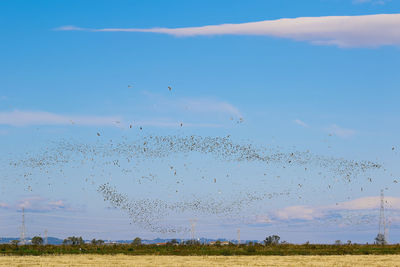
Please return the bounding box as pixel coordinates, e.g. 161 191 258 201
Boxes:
9 132 387 233
4 84 398 234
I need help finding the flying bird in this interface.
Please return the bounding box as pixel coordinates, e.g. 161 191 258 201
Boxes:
168 86 172 91
97 132 101 136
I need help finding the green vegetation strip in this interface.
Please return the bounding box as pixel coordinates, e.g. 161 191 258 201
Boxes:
0 244 400 256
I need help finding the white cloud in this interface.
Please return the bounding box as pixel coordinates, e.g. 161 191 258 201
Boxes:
57 14 400 47
275 205 325 221
327 124 356 138
0 110 122 127
11 196 70 212
271 196 400 222
294 119 308 127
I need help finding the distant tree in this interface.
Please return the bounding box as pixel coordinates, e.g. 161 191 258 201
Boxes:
334 240 342 245
264 235 280 245
215 240 222 246
132 237 142 246
11 240 20 246
63 236 84 245
185 239 200 245
91 239 104 245
375 233 386 245
170 239 179 245
31 236 43 245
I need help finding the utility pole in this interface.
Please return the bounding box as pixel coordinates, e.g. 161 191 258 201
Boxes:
237 228 241 246
20 208 26 245
44 229 48 245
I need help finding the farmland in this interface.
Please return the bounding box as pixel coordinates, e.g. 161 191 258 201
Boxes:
0 255 399 267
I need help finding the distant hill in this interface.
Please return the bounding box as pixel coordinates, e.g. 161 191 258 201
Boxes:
0 237 63 245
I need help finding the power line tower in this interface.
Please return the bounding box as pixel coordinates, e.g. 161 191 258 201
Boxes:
189 219 197 242
20 208 26 245
385 220 391 244
378 189 387 244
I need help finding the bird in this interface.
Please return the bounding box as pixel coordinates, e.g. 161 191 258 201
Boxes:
129 124 133 129
97 132 101 136
180 123 183 127
168 86 172 91
128 85 133 88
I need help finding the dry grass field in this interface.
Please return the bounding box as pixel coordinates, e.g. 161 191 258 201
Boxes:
0 255 399 267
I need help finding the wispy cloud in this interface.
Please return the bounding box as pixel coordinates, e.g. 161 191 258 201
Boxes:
327 196 400 210
294 119 308 128
55 25 86 31
0 196 73 213
56 14 400 47
327 124 356 138
135 120 223 128
181 98 242 118
353 0 388 5
0 110 122 127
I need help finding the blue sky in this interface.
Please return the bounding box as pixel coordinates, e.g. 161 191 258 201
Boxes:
1 0 400 243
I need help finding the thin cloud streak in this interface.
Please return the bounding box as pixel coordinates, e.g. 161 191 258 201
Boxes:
136 120 223 128
294 119 308 127
182 98 242 118
0 110 122 127
327 124 356 138
56 14 400 47
0 110 226 128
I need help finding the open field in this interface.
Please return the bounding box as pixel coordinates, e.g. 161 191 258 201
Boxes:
1 244 400 256
1 255 400 267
